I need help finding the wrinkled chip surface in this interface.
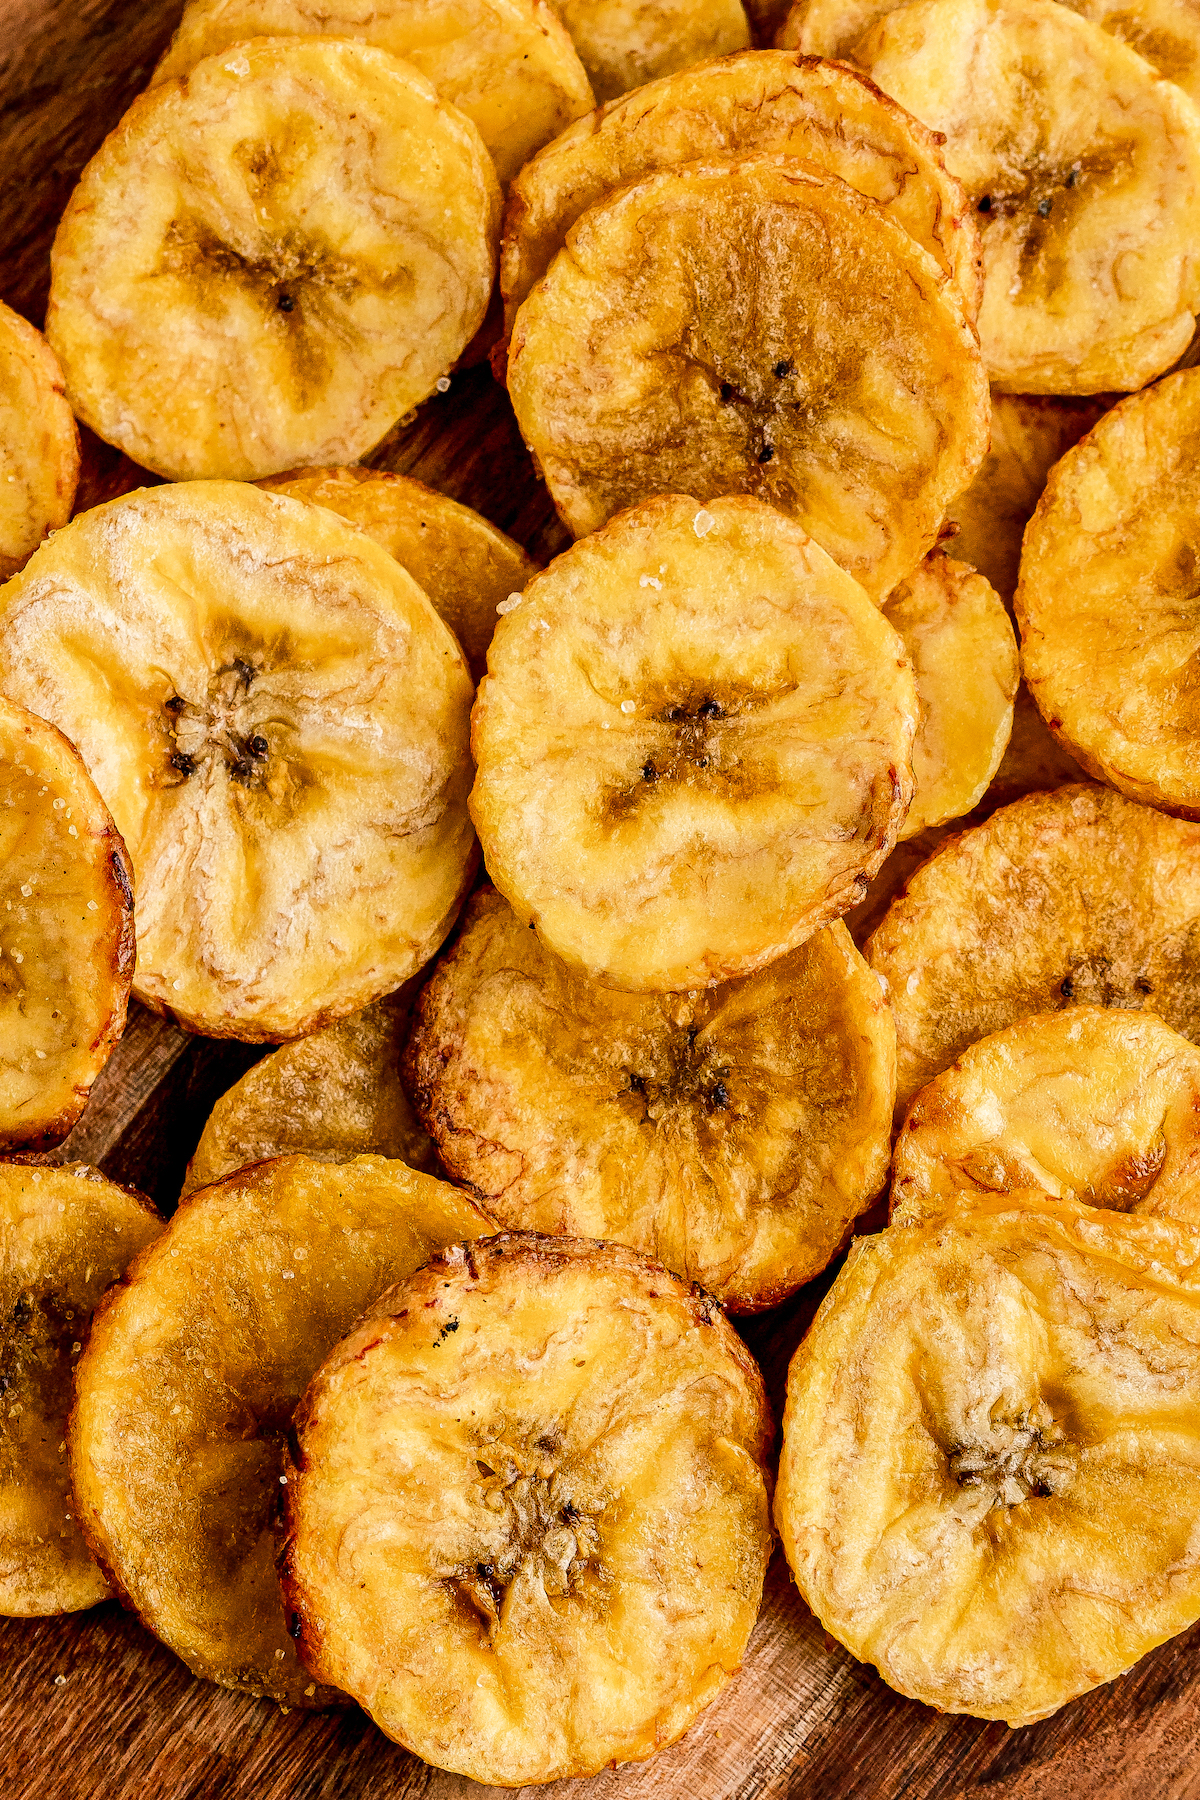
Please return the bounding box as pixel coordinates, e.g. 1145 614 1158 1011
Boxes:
470 495 918 991
868 783 1200 1114
882 553 1017 838
1017 367 1200 818
70 1154 492 1704
0 483 476 1042
506 155 989 599
281 1234 773 1783
1 1165 161 1616
851 0 1200 393
184 990 436 1197
0 698 135 1149
47 38 500 481
0 301 78 583
547 0 751 101
501 50 981 333
406 889 894 1309
892 1007 1200 1226
777 1198 1200 1724
256 465 538 683
153 0 594 185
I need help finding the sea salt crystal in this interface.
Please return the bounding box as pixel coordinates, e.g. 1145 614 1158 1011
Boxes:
496 593 523 615
639 575 662 590
225 54 249 74
436 376 451 393
693 509 716 538
620 700 636 714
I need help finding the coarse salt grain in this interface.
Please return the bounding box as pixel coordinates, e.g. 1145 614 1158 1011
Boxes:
496 594 523 615
225 54 249 74
639 575 662 589
620 700 636 714
436 376 451 393
693 509 716 538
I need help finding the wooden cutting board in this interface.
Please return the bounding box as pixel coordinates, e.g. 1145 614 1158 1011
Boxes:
4 5 1200 1794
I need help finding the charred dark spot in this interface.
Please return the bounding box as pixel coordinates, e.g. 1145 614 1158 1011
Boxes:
165 694 186 714
231 658 255 687
286 1422 306 1471
1065 169 1077 187
12 1295 33 1329
1061 976 1075 999
248 735 269 759
665 706 684 721
628 1073 646 1093
774 359 793 378
433 1317 460 1346
642 761 657 782
710 1081 729 1111
288 1612 303 1638
977 195 992 212
719 382 734 402
1135 977 1154 994
536 1433 559 1454
698 699 723 719
171 752 196 776
1037 196 1052 218
277 293 295 313
758 444 775 464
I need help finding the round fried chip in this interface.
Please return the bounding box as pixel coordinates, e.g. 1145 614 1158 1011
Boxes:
0 302 78 584
406 889 894 1310
1 1165 161 1617
280 1233 773 1783
255 465 538 682
850 0 1200 394
882 552 1018 839
152 0 594 185
892 1007 1200 1227
501 50 981 336
69 1153 493 1704
1017 367 1200 818
470 494 919 992
506 156 988 599
0 483 476 1042
868 783 1200 1115
183 991 436 1197
46 38 501 482
0 698 135 1150
547 0 751 102
777 1197 1200 1724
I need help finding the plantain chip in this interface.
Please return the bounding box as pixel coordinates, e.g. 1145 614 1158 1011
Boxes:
2 1164 161 1616
0 697 134 1151
777 1197 1200 1724
69 1153 493 1705
152 0 595 186
0 483 476 1043
506 155 989 599
1017 367 1200 819
946 391 1111 605
405 888 894 1310
882 552 1018 839
850 0 1200 394
546 0 751 102
868 783 1200 1115
892 1007 1200 1226
500 50 981 336
255 465 538 683
0 302 78 584
470 494 918 992
183 990 436 1197
46 38 500 482
280 1234 773 1783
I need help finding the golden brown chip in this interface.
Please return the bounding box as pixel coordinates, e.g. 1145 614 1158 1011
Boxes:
506 155 989 599
183 991 436 1197
892 1007 1200 1226
281 1234 773 1783
406 888 894 1310
470 494 919 992
1017 367 1200 818
882 552 1017 839
0 482 476 1043
46 39 500 482
0 302 78 584
255 465 538 683
1 1164 161 1617
152 0 594 185
547 0 751 102
501 50 981 334
69 1154 493 1705
946 392 1112 604
850 0 1200 393
868 783 1200 1115
777 1197 1200 1724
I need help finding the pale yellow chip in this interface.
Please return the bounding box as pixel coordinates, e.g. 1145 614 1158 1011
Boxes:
0 302 78 583
153 0 595 186
470 494 919 992
882 552 1018 839
501 50 981 334
546 0 751 102
256 466 538 683
892 1006 1200 1226
0 483 476 1042
507 155 989 600
777 1196 1200 1726
850 0 1200 393
1017 366 1200 818
47 38 501 481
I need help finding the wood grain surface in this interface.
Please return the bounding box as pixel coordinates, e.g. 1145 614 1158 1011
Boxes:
4 5 1200 1796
